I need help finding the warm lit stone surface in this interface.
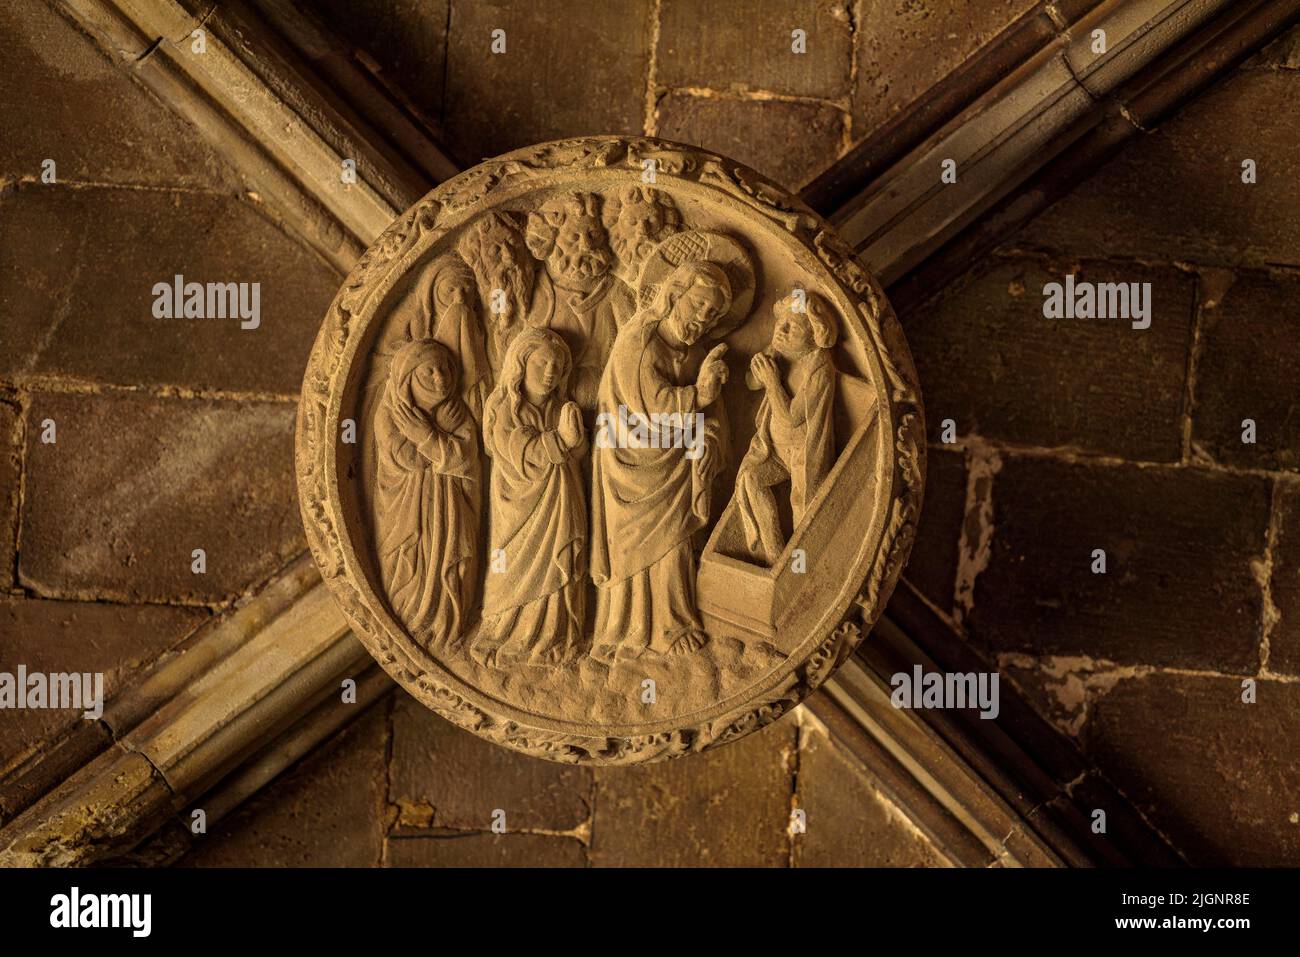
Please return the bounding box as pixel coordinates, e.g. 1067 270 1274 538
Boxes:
904 446 966 615
993 656 1089 740
1084 673 1300 866
793 719 948 867
657 0 853 99
314 0 451 121
905 257 1195 461
299 138 918 763
181 708 389 867
1268 480 1300 677
0 187 338 395
178 701 969 865
312 0 1043 185
1191 269 1300 472
0 399 18 591
6 0 1297 868
1018 70 1300 269
923 42 1300 868
852 0 1038 140
589 721 795 866
19 392 303 603
387 830 587 867
1247 23 1300 69
655 93 845 188
967 457 1268 672
0 0 239 190
389 696 591 832
441 1 651 164
0 597 206 776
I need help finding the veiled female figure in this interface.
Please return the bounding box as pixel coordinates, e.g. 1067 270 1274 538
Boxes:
471 327 588 667
372 339 480 650
417 253 492 422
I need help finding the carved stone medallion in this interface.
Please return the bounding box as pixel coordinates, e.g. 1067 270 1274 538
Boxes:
296 136 925 765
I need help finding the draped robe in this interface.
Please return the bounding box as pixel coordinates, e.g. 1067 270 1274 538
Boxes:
372 372 480 650
531 270 634 410
429 303 491 423
590 316 725 659
471 394 587 666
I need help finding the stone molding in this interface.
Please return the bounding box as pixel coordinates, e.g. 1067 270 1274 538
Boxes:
6 0 1284 864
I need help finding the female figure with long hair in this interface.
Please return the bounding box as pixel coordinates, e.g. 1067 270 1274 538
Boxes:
471 327 588 667
372 339 480 650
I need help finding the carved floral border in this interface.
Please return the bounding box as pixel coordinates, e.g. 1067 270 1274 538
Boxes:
296 136 926 765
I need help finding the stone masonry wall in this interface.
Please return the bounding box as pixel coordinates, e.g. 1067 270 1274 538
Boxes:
0 0 338 778
17 0 1290 868
168 0 1050 867
1 0 1015 866
316 0 1037 189
896 26 1300 865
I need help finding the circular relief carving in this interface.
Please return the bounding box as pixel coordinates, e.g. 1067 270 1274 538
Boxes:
296 136 925 765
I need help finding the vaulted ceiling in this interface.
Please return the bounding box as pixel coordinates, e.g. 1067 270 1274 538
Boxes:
2 0 1298 867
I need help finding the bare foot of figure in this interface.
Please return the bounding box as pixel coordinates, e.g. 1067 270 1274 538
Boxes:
615 642 647 662
668 629 710 656
591 641 619 663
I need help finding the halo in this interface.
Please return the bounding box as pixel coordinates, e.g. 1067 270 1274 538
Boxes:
634 229 757 339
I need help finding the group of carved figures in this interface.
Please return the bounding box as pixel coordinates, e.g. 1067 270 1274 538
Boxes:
371 186 843 668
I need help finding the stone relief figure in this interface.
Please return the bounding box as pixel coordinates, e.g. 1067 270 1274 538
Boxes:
733 290 840 565
590 231 756 661
372 339 481 650
602 185 682 285
456 211 545 370
410 253 491 421
471 328 589 668
525 191 635 409
302 139 926 765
